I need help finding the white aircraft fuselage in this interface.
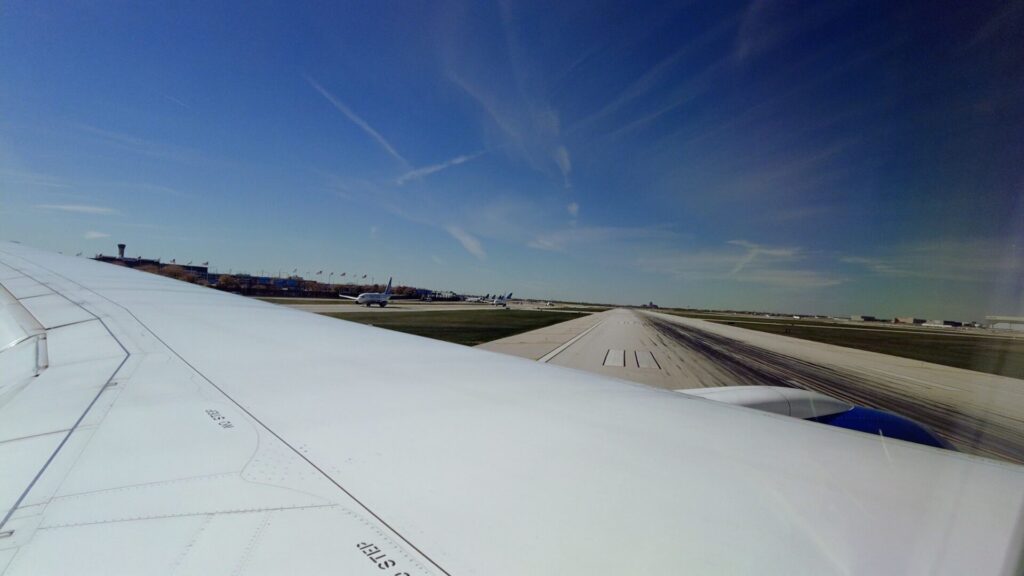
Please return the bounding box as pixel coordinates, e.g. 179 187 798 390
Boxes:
355 292 390 307
342 277 392 307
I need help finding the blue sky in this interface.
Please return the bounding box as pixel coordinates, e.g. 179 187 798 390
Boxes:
2 1 1022 320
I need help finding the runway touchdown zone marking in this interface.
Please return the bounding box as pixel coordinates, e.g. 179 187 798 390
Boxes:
603 349 626 367
602 349 662 370
636 350 661 369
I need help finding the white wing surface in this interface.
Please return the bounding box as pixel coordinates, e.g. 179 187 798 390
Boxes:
0 242 1022 575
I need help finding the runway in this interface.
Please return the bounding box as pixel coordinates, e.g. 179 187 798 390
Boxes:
481 308 1024 464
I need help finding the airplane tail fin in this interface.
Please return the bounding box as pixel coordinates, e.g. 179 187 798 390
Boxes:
384 277 393 295
507 292 513 300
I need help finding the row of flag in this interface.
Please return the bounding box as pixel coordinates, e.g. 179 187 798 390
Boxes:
295 269 367 279
75 252 375 281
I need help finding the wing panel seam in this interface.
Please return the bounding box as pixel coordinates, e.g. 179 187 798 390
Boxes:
0 255 130 533
0 249 453 576
38 503 337 531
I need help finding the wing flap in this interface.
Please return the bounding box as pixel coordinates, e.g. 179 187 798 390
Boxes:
0 247 446 574
19 294 95 329
0 356 123 442
1 276 53 300
0 338 37 399
0 269 129 534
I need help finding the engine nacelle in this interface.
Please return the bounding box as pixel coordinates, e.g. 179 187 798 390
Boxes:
676 386 952 450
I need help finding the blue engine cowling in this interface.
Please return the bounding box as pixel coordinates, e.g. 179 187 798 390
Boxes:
810 406 953 450
676 386 954 451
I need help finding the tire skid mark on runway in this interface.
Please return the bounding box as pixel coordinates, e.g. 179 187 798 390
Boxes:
646 315 1024 464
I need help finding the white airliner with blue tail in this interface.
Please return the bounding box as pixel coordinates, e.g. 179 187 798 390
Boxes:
340 277 392 307
0 242 1021 575
490 292 513 307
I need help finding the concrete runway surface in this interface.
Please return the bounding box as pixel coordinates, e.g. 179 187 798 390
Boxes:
481 308 1024 464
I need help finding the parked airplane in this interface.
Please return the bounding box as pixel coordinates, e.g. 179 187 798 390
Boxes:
340 277 392 307
465 293 490 303
1 242 1021 575
491 292 513 307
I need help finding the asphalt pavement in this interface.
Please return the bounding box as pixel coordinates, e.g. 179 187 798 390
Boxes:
481 308 1024 463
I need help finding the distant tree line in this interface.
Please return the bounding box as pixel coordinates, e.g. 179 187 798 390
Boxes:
135 264 207 285
131 263 420 299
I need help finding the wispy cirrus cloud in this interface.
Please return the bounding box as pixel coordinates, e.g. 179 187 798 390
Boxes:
160 93 191 110
0 169 72 188
305 75 408 166
969 1 1023 46
396 151 484 185
528 225 673 253
842 238 1024 283
727 239 800 275
576 48 690 131
598 59 728 142
444 3 573 188
839 256 909 277
446 225 487 260
450 73 572 188
102 181 188 197
572 19 733 138
735 269 844 289
637 240 841 289
83 230 110 239
75 124 202 163
320 170 492 263
35 204 118 215
2 167 188 199
734 1 852 63
553 146 571 187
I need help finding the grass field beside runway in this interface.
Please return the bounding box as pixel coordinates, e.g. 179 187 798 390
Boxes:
661 311 1024 378
323 309 588 346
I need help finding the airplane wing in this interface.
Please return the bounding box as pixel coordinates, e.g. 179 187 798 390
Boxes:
0 242 1022 575
338 294 359 300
